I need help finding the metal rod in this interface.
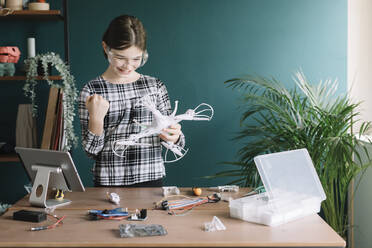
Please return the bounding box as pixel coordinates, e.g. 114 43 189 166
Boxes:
63 0 70 64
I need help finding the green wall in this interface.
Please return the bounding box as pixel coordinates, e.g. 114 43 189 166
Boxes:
0 0 347 203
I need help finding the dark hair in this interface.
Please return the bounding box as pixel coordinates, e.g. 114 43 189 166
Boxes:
102 15 146 58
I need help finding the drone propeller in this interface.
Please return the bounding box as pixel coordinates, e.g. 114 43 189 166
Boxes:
192 103 214 121
112 140 129 158
162 141 189 163
174 103 214 122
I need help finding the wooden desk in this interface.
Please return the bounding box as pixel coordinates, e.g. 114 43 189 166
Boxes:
0 188 346 248
12 187 247 210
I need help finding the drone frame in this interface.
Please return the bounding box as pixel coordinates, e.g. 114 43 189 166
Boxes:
112 94 214 163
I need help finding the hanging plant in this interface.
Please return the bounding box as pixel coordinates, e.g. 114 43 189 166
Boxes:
23 52 78 150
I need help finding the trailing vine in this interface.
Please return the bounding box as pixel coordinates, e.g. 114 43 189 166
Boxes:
23 52 77 150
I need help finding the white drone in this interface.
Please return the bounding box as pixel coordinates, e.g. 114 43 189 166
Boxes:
112 94 214 163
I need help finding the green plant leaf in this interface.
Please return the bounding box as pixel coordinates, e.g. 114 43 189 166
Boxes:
212 70 372 240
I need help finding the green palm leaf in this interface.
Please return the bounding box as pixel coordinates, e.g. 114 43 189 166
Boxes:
210 70 372 240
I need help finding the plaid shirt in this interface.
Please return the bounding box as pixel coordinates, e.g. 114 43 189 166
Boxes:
79 75 185 186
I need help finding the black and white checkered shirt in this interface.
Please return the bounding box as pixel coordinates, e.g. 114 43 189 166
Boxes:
79 75 185 186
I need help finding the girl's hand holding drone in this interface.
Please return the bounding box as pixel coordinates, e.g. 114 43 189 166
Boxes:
159 124 182 143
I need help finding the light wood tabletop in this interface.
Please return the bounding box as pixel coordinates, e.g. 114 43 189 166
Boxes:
11 187 248 210
0 187 346 248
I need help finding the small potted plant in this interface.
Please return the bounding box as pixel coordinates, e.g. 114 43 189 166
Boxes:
23 52 78 150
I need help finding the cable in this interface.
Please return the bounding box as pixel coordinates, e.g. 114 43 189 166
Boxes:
155 193 221 216
30 214 65 231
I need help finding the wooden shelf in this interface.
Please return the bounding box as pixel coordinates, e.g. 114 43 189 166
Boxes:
0 76 62 81
0 10 63 20
0 153 19 162
0 2 68 167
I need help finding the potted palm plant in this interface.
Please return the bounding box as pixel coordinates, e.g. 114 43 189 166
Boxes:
210 70 372 240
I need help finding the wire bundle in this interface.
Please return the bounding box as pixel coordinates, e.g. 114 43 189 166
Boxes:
156 193 221 216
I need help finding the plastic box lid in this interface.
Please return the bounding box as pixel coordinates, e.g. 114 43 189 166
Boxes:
254 148 326 203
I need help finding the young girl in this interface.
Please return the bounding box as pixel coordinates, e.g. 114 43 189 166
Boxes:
79 15 185 187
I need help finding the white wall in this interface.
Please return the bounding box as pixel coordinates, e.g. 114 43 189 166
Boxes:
348 0 372 120
348 0 372 248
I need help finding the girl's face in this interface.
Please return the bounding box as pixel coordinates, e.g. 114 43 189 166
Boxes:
106 45 144 77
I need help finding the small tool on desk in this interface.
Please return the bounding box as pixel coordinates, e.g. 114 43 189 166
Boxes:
128 209 147 221
119 223 167 238
162 186 180 196
107 192 120 205
209 185 239 193
88 208 129 220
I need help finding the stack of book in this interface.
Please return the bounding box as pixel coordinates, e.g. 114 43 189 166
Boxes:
40 87 67 151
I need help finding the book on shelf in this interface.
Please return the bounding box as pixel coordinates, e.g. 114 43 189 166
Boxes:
40 87 58 149
51 90 63 150
60 105 68 151
41 87 66 151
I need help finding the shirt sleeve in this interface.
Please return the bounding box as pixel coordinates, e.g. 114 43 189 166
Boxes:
156 80 186 148
79 85 105 159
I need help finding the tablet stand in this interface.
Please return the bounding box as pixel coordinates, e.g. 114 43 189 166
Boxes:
29 164 71 208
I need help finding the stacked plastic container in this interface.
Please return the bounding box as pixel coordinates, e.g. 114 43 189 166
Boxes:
229 148 326 226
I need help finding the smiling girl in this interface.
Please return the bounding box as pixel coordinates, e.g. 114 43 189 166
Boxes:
79 15 185 187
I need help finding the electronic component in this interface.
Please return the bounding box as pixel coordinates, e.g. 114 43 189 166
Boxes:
156 193 221 215
13 210 47 223
107 192 120 204
119 224 167 238
162 186 180 196
88 208 129 220
218 185 239 192
209 185 239 193
128 209 147 221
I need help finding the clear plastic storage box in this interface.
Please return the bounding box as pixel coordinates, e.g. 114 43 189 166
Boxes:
229 148 326 226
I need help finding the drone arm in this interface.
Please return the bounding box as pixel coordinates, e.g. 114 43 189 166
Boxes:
161 141 189 163
188 116 211 121
170 100 178 117
132 119 149 129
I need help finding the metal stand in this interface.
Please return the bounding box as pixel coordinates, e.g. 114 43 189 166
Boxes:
29 164 71 208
